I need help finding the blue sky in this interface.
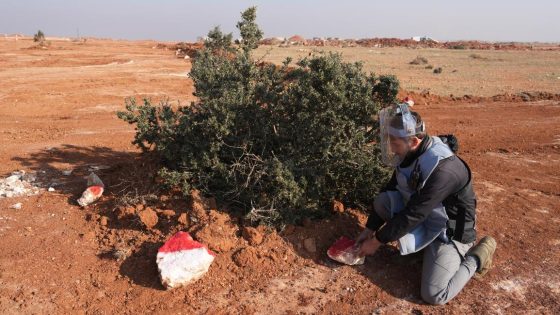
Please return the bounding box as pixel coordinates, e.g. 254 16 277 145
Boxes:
0 1 558 42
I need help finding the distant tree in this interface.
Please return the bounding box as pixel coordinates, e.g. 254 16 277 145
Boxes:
33 30 45 42
204 26 234 54
236 6 264 54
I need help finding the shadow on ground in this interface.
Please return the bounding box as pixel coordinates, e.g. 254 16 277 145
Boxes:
11 144 138 198
119 240 166 290
281 209 427 305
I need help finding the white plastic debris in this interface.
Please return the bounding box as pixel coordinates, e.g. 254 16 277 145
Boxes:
87 165 110 172
77 172 104 207
0 171 41 198
327 236 365 266
62 169 73 176
10 203 22 210
156 232 215 289
5 175 20 185
48 187 55 192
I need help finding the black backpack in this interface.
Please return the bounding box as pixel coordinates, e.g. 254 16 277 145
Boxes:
438 134 459 154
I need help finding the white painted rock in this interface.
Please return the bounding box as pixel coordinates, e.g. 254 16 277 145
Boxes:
156 231 215 289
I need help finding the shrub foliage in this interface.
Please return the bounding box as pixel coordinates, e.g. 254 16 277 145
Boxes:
118 7 399 225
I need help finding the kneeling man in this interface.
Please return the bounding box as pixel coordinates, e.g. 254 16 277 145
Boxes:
357 103 496 305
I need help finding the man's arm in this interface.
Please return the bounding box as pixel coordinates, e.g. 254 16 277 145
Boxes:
375 161 463 244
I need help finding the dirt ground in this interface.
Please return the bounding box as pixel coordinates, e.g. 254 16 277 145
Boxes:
0 38 559 314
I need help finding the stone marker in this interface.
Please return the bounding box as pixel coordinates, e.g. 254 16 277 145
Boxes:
156 232 215 289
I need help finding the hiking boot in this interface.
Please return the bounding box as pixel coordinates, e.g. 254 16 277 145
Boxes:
467 236 497 279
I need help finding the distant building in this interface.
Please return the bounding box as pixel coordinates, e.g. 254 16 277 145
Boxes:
288 35 306 45
412 36 439 43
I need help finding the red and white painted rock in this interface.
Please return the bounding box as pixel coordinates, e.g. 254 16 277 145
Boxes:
156 231 215 289
77 172 104 207
403 96 415 107
327 236 365 266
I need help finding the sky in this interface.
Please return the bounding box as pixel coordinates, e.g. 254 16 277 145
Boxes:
0 0 559 43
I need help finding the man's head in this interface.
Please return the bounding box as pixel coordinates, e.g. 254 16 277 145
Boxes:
388 111 426 159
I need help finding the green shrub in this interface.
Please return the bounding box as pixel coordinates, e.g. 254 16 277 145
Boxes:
33 30 45 42
118 7 397 225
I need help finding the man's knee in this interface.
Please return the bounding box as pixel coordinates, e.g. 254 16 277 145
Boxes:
421 285 450 305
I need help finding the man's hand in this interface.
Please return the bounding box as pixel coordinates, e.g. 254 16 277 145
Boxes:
358 237 382 257
355 228 374 248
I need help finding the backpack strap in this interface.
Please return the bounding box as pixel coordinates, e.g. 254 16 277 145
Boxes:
445 156 473 242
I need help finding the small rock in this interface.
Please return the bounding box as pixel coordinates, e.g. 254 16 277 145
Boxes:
48 187 55 192
303 238 317 253
242 226 264 246
159 209 176 218
21 173 36 182
111 248 130 261
99 216 109 226
177 213 189 226
88 165 110 172
62 169 73 176
189 190 208 220
332 200 344 213
138 207 158 229
232 246 259 268
206 197 217 210
10 203 22 210
117 206 136 220
283 225 296 235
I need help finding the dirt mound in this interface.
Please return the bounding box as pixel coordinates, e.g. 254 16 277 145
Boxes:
191 210 239 253
232 246 260 268
399 90 560 106
261 36 560 51
172 42 203 59
242 226 264 246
